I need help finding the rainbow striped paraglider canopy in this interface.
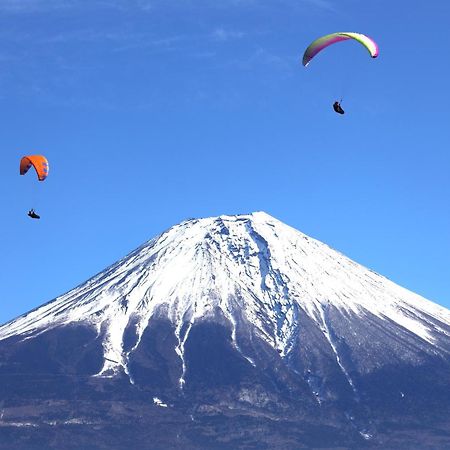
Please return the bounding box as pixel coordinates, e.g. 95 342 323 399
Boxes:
302 32 379 67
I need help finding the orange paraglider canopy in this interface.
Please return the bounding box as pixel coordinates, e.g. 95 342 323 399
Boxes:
20 155 49 181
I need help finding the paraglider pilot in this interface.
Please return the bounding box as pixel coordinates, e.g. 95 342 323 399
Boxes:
27 209 40 219
333 101 345 115
20 155 48 221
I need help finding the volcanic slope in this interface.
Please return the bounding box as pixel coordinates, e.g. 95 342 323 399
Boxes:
1 212 449 449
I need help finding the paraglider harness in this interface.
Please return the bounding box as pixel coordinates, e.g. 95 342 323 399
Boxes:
28 209 40 219
333 101 345 115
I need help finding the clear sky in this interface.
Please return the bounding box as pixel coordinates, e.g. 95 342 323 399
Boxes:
1 0 449 324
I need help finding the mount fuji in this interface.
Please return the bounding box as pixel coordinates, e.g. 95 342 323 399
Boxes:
1 212 449 449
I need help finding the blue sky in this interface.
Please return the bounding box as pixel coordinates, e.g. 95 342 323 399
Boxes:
1 0 449 324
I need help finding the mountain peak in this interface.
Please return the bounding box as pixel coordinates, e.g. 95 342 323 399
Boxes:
1 212 449 384
179 210 277 228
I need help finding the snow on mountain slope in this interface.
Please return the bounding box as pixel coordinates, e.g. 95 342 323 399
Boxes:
1 211 449 384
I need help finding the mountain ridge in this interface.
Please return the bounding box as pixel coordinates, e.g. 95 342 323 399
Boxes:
1 211 449 385
1 212 450 449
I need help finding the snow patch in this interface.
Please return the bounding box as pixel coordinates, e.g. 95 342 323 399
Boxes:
153 397 168 408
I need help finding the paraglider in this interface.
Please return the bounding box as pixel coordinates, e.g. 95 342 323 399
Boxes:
302 32 379 114
20 155 49 181
302 32 378 67
333 101 345 115
27 209 40 219
20 155 49 219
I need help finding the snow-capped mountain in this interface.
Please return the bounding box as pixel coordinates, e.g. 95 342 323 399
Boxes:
1 212 449 449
